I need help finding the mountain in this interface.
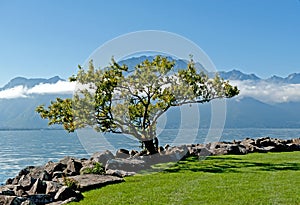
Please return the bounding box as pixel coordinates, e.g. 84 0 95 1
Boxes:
0 76 64 91
266 73 300 84
0 56 299 129
218 70 260 81
118 56 207 73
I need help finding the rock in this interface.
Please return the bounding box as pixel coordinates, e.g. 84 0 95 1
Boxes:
164 144 170 150
21 199 36 205
157 146 164 153
47 196 78 205
45 162 66 176
61 174 124 192
105 169 136 177
19 175 35 190
5 178 13 185
105 158 148 172
0 195 26 205
287 143 300 151
54 186 79 201
64 159 82 176
52 171 65 179
198 147 213 157
13 185 27 197
28 179 46 195
39 171 52 181
45 181 62 196
115 149 130 159
227 144 248 155
164 145 189 161
129 150 139 157
27 194 53 205
11 176 21 185
90 150 115 167
0 185 15 196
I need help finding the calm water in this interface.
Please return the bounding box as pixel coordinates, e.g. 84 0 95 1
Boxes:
0 128 299 184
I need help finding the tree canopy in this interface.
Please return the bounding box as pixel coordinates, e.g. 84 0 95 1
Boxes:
36 56 239 154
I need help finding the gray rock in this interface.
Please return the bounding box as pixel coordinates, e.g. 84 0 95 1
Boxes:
54 186 80 201
5 178 13 185
105 158 148 172
0 185 15 196
45 181 62 196
61 174 124 192
28 179 46 195
21 199 36 205
164 144 189 161
13 185 27 197
115 149 130 159
19 175 35 190
0 195 26 205
45 162 66 176
64 159 82 176
27 194 53 205
129 150 139 157
91 150 115 167
105 169 136 177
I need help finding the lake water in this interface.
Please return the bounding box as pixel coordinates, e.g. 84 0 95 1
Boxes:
0 128 299 184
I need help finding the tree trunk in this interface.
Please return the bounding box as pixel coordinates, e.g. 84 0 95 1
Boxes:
143 137 158 154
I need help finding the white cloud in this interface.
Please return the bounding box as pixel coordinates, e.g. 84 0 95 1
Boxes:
0 81 76 99
1 79 300 104
28 81 76 95
0 86 28 99
231 80 300 103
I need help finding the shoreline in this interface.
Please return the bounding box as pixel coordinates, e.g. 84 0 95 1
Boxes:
0 136 299 204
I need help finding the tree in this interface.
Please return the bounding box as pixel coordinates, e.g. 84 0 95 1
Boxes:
36 56 239 154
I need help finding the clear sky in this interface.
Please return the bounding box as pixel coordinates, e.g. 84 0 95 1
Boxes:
0 0 300 87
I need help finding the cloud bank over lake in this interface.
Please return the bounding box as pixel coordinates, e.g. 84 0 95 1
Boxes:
0 81 75 99
231 80 300 104
0 77 300 104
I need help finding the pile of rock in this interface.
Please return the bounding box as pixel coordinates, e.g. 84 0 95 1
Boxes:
0 155 124 205
188 137 300 157
0 137 299 204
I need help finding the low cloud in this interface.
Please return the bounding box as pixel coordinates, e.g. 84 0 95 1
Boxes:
1 79 300 104
0 81 76 99
231 80 300 103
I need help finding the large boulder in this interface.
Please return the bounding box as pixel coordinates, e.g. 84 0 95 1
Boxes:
105 158 148 172
44 162 66 177
19 175 36 191
64 159 82 176
163 145 190 161
115 149 130 159
28 179 46 195
60 174 124 192
105 169 136 177
0 195 26 205
90 150 115 167
45 181 62 196
54 186 80 201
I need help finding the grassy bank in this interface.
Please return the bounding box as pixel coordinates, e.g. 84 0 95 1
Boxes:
70 152 300 205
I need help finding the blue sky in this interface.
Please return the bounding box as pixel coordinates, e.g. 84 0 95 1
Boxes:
0 0 300 87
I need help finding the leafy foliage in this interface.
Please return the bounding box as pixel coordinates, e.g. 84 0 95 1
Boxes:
63 176 79 190
36 56 239 153
80 162 105 175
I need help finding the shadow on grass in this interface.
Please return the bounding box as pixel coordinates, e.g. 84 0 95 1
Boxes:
160 156 300 174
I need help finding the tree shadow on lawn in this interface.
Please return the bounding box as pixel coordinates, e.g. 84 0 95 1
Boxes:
161 156 300 174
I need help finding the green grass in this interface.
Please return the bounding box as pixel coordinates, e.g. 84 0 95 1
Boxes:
70 152 300 205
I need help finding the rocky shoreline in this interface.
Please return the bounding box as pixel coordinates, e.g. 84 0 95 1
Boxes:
0 136 300 205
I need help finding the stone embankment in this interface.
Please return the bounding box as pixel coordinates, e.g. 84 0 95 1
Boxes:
0 137 299 205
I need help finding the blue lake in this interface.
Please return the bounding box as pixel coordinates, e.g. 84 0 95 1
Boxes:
0 128 299 184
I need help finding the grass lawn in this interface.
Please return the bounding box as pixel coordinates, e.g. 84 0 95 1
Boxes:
70 152 300 205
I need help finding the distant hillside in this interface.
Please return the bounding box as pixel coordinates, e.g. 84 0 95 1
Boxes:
0 76 64 91
0 56 299 129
